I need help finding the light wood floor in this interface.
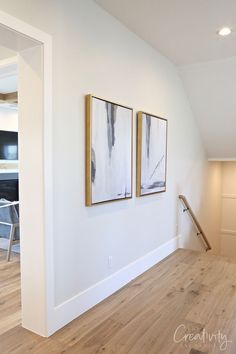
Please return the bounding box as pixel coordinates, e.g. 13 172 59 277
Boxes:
0 250 21 337
1 248 236 353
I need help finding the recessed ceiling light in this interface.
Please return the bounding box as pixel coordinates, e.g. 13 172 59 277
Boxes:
218 27 231 36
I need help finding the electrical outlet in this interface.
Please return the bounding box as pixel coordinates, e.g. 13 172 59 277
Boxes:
108 256 113 269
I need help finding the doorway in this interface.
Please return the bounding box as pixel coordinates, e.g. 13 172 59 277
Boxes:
0 12 53 337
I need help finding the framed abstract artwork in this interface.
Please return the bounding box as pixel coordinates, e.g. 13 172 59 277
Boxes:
86 95 133 206
136 111 167 197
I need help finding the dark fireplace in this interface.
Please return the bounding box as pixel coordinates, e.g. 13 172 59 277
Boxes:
0 175 19 201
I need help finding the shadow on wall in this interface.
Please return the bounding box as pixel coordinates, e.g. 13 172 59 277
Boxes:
178 203 204 252
177 161 222 255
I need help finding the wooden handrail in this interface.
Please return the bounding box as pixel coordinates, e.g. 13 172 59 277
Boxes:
179 195 211 252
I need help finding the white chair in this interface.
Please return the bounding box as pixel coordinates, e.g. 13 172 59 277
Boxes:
0 200 20 261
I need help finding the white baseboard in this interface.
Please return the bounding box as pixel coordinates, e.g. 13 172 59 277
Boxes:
50 235 181 335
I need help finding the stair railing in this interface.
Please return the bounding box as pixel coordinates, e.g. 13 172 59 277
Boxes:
179 195 211 252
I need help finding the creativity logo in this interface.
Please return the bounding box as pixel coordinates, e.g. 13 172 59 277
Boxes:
173 324 232 351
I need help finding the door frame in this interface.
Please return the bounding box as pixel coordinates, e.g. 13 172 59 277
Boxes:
0 10 54 336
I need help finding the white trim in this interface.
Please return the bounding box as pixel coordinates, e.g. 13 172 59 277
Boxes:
222 194 236 199
0 169 18 173
50 235 181 334
208 158 236 162
0 160 18 164
0 10 53 336
43 35 54 336
221 229 236 236
0 10 50 44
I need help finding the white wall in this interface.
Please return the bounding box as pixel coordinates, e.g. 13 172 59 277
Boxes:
178 161 222 255
204 162 222 254
0 44 15 60
221 162 236 257
0 0 217 333
0 106 18 131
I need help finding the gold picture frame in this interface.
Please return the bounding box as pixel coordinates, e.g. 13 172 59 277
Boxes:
86 94 133 206
136 111 168 197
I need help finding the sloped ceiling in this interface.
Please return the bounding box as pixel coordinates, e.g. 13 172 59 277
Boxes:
96 0 236 159
180 58 236 158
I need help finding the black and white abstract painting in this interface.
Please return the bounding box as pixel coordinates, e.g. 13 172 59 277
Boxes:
86 95 133 205
137 112 167 196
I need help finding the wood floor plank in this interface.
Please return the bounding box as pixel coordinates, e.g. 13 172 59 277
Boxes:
0 249 21 339
1 248 236 353
53 248 192 348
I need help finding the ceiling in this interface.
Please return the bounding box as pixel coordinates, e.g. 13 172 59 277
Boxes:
96 0 236 66
96 0 236 159
180 58 236 158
